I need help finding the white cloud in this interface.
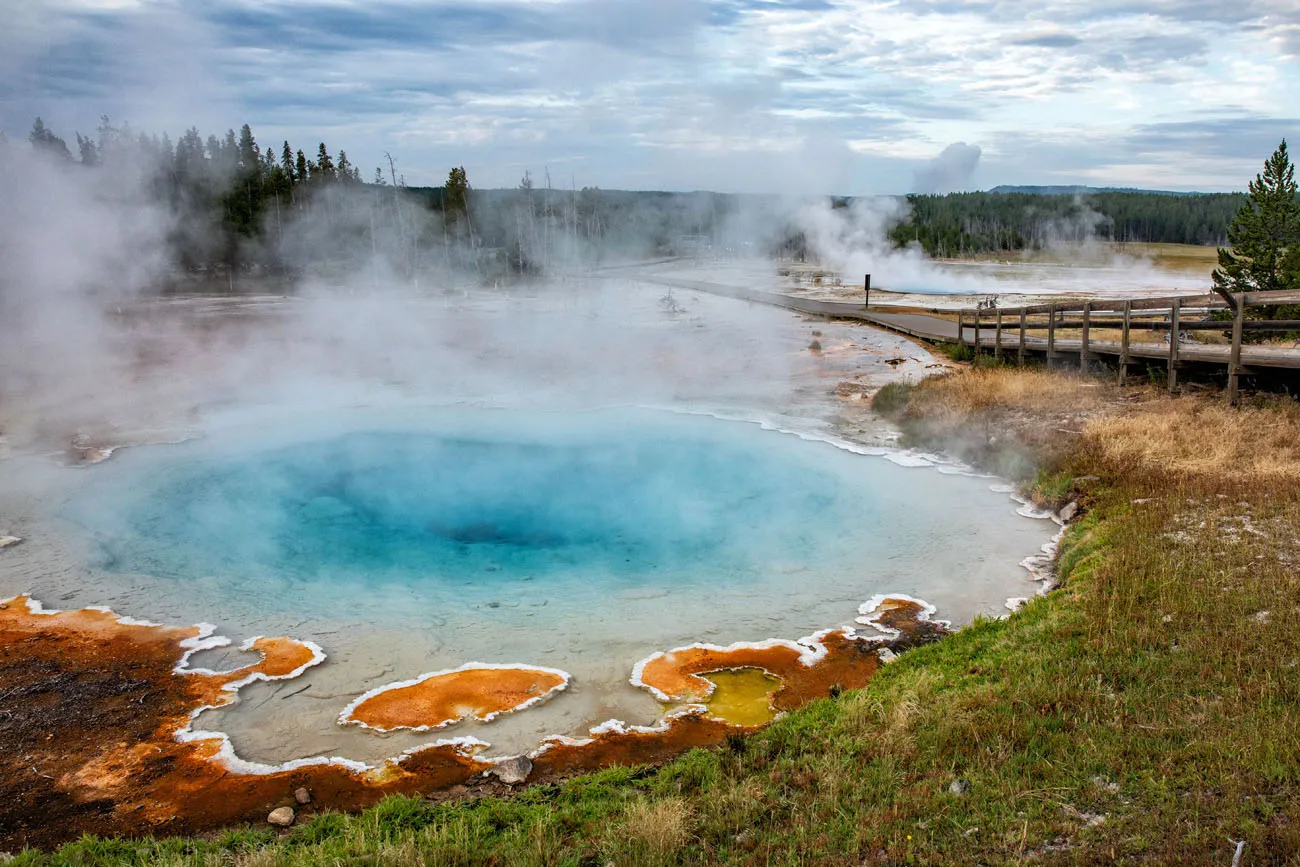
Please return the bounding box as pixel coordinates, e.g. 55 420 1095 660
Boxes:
1 0 1296 191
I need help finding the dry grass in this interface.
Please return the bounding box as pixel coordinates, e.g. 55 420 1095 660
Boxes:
1086 396 1300 483
612 797 693 865
907 366 1113 418
1127 241 1221 272
901 363 1300 486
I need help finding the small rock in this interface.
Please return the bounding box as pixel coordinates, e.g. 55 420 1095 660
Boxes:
1058 501 1079 523
1161 614 1173 624
1253 610 1272 623
1062 804 1105 827
949 779 971 797
267 806 295 827
0 536 21 550
488 756 533 785
1092 776 1120 795
877 648 898 664
294 787 311 805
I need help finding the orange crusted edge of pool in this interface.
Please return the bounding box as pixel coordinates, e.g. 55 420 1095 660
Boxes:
339 664 571 732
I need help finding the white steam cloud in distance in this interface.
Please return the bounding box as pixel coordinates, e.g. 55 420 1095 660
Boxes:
792 198 996 294
913 142 983 195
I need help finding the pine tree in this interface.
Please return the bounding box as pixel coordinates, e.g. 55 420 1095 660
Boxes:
29 117 72 160
176 127 206 179
446 166 470 218
281 141 295 184
1214 140 1300 296
75 132 99 166
316 142 335 181
237 124 259 171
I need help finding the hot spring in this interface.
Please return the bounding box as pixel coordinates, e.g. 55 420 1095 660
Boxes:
14 404 1054 764
0 284 1056 767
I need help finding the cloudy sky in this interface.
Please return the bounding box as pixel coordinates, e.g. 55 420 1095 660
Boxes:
2 0 1297 193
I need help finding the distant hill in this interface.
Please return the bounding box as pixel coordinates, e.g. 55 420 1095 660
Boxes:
892 189 1246 255
988 185 1218 197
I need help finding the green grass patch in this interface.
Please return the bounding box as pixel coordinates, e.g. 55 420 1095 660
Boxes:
871 381 915 417
935 341 976 362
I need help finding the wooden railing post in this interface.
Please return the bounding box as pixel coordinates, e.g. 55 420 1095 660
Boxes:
1047 303 1057 365
1080 302 1091 370
973 311 981 354
1018 310 1026 365
1118 300 1131 385
1228 294 1245 405
957 311 965 347
1167 299 1181 392
995 310 1003 360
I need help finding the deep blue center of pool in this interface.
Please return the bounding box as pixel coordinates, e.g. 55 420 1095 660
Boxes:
73 414 862 592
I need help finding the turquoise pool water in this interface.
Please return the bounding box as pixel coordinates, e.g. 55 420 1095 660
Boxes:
49 406 1053 761
66 408 951 620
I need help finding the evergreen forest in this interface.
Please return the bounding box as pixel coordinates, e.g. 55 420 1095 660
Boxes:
5 115 1262 285
888 190 1247 257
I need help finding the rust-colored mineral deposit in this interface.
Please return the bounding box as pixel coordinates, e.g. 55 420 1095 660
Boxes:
0 593 948 851
340 664 570 732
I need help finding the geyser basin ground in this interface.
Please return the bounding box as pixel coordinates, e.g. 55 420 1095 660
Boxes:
45 406 1052 764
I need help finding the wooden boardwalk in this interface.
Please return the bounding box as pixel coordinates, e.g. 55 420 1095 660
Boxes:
636 273 1300 401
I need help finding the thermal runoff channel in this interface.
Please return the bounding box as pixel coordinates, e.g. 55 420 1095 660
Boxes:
57 407 1053 763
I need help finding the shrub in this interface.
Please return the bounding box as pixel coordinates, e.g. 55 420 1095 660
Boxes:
871 382 915 417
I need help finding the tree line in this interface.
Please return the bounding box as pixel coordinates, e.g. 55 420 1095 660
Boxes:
7 116 756 280
16 114 1288 293
889 190 1247 257
12 115 405 275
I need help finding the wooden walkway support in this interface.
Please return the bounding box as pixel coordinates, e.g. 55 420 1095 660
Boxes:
1167 299 1181 391
1018 310 1027 365
1118 301 1132 386
1228 295 1245 404
1046 304 1057 364
1080 302 1091 368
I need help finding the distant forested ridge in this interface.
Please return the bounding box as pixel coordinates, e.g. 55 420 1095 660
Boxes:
9 114 1253 285
5 116 788 282
889 190 1246 257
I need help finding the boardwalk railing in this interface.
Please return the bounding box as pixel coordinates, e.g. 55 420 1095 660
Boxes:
947 289 1300 403
622 268 1300 405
